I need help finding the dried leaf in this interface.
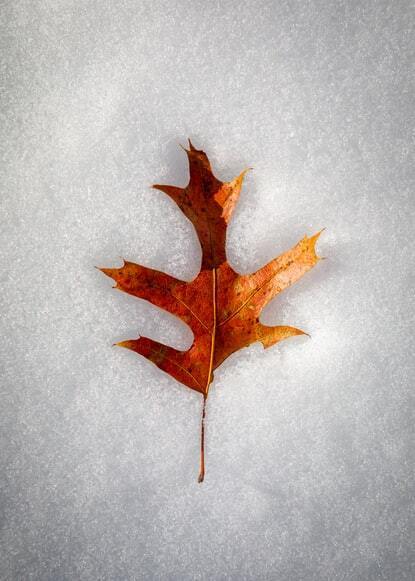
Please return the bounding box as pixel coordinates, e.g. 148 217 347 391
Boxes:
99 141 323 482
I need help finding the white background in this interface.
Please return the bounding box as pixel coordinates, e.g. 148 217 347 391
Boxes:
1 1 413 579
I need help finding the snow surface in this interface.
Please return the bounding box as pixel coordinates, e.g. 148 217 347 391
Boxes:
1 1 414 579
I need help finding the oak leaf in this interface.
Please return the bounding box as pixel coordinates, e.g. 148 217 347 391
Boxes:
99 141 322 482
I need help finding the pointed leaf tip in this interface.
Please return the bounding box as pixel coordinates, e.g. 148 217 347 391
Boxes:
115 339 136 350
304 228 325 260
179 142 189 153
309 228 325 242
99 266 116 278
234 167 253 182
95 265 111 277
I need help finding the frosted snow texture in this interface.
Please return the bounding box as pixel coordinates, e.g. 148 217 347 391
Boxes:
1 1 414 579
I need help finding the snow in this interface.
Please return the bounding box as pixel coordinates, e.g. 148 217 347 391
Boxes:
1 1 413 579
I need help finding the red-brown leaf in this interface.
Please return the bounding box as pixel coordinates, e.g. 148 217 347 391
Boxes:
99 141 323 482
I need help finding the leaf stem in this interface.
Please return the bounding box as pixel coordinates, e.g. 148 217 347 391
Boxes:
198 395 207 483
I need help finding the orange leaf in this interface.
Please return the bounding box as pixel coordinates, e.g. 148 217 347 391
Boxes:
99 141 323 482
